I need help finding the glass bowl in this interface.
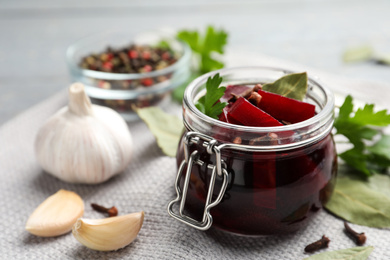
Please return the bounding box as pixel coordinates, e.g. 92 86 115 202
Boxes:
168 67 337 235
66 29 191 121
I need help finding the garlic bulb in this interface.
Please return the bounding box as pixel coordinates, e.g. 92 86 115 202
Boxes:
35 83 133 184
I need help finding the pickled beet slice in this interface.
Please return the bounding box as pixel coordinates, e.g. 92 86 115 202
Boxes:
214 107 242 141
257 89 315 123
220 85 251 103
218 109 228 122
228 97 283 127
219 106 242 125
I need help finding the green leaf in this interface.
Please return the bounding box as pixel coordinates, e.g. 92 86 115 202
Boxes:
337 95 354 120
196 73 227 119
366 135 390 171
177 30 200 53
351 105 390 127
343 45 374 63
177 26 228 74
262 72 308 101
203 26 228 54
172 73 201 103
375 53 390 65
303 246 374 260
368 154 390 170
339 148 371 176
137 107 183 157
357 127 378 140
204 74 224 112
200 54 224 73
366 174 390 198
334 95 390 176
208 102 226 119
156 40 170 49
195 102 205 114
367 135 390 160
325 177 390 227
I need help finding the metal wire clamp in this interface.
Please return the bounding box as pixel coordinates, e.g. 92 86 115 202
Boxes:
167 131 229 231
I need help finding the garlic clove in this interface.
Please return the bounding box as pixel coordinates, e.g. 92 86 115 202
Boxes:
72 211 144 251
26 189 84 237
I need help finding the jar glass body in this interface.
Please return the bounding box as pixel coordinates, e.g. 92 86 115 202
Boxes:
175 67 337 235
66 29 191 121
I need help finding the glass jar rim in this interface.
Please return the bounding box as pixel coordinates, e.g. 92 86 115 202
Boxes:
66 30 192 81
183 66 335 134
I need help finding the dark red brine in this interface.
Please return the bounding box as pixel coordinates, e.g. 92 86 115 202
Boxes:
175 67 337 236
177 132 336 235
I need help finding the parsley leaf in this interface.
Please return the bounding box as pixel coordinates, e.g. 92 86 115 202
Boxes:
352 104 390 126
368 135 390 161
334 95 390 176
339 148 371 175
177 31 200 52
178 26 228 73
195 73 227 119
173 26 228 103
156 40 170 49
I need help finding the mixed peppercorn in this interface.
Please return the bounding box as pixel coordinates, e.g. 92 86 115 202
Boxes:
78 43 181 111
80 44 178 75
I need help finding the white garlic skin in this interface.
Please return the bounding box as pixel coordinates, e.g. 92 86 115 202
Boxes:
35 83 133 184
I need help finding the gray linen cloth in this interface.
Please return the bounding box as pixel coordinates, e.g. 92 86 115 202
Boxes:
0 52 389 259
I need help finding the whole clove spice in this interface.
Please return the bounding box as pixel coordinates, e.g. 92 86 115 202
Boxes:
228 93 240 103
229 84 264 104
252 84 262 92
91 203 118 217
233 137 242 144
344 221 366 245
247 92 262 106
249 132 278 146
304 235 330 253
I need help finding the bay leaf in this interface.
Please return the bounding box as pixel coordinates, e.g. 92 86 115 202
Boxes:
262 72 307 101
375 53 390 65
343 45 374 63
137 107 183 157
366 174 390 199
303 246 374 260
325 177 390 227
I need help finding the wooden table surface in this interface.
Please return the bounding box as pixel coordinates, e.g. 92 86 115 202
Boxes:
1 0 389 126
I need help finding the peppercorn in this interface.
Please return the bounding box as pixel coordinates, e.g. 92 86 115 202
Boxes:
79 43 179 112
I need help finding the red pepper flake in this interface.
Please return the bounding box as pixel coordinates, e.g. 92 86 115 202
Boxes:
141 78 154 86
142 51 151 60
128 50 138 59
107 53 114 60
162 52 171 60
102 61 113 71
143 65 152 72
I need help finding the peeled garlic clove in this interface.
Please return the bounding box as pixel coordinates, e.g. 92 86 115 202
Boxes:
72 211 144 251
35 83 133 184
26 189 84 237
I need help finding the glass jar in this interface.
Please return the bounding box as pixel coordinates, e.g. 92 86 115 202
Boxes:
168 67 337 236
66 29 191 121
